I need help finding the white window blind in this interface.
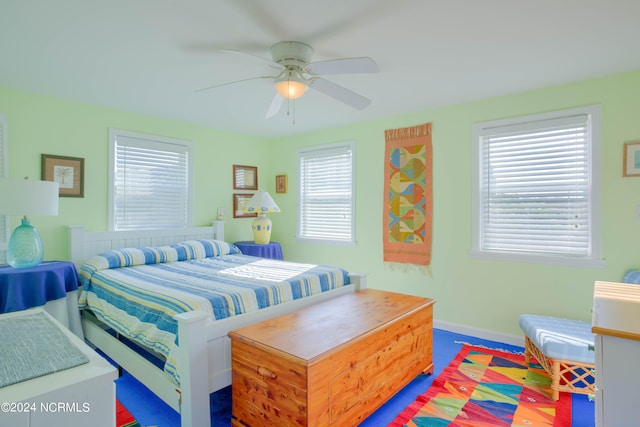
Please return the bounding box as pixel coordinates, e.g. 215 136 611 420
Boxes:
0 113 8 263
109 129 193 231
472 106 602 266
297 142 355 245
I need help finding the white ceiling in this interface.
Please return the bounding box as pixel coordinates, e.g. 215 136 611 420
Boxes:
2 0 639 139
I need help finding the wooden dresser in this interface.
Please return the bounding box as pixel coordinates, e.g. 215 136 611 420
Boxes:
229 289 435 427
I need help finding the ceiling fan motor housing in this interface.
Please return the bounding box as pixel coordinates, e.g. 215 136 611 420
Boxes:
270 41 314 67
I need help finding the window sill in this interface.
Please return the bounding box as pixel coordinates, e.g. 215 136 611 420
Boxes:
469 250 606 268
296 237 356 247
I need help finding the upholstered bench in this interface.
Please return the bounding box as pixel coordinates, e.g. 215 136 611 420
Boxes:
519 314 595 400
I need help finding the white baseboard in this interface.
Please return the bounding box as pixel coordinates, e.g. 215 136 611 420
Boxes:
434 319 524 348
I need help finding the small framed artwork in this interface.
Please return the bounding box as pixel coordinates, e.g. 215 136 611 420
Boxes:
233 193 257 218
275 174 288 194
623 141 640 177
233 165 258 190
41 154 85 197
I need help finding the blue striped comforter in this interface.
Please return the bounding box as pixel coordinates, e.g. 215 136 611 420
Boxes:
78 239 350 385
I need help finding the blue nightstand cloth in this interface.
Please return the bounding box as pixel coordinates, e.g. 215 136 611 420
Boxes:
234 241 283 260
0 261 79 314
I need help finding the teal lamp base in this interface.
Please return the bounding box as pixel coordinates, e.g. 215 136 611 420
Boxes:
7 217 44 269
252 214 272 244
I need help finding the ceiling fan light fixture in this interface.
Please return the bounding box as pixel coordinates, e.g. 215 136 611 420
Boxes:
274 67 308 99
274 79 307 99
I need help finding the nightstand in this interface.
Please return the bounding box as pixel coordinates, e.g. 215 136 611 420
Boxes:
0 261 83 338
234 241 283 260
0 308 117 427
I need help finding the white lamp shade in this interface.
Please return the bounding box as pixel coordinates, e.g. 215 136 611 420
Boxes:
274 80 308 99
0 179 59 217
243 191 281 214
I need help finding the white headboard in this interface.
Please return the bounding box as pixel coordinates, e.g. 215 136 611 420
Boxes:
68 221 224 266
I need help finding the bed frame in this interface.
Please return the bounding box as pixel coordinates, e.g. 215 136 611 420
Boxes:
68 223 367 427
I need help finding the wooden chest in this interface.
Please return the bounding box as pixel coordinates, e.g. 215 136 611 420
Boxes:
229 289 434 427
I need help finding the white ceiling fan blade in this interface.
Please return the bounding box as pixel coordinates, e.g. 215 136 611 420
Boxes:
195 75 272 93
181 41 268 54
220 49 284 71
309 78 372 110
265 93 284 119
307 57 379 75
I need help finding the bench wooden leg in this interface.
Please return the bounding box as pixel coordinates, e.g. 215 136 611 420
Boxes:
550 360 560 401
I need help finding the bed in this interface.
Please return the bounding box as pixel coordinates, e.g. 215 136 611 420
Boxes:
68 223 367 427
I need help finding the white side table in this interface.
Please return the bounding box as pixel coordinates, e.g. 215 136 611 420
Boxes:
592 281 640 427
0 309 117 427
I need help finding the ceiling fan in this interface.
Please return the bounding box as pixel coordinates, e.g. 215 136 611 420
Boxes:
196 41 379 118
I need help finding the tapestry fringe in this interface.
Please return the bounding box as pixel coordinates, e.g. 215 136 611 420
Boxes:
384 262 432 277
384 122 432 142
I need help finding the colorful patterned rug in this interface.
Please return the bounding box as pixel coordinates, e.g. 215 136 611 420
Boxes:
117 399 141 427
389 345 572 426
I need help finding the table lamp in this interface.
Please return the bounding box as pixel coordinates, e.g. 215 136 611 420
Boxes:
0 178 59 268
243 190 281 244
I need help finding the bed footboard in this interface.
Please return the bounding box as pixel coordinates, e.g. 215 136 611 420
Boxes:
82 311 212 427
81 312 183 411
174 311 210 427
201 273 368 390
349 272 368 290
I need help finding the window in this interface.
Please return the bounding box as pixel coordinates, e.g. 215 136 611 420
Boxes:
109 129 193 231
0 113 7 263
297 141 355 245
471 105 603 267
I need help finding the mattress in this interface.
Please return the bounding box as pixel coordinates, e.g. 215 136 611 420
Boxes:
78 239 350 384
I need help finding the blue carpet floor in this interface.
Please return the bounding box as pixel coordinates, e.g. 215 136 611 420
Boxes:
115 328 595 426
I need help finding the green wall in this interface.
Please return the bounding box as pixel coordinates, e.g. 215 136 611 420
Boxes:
269 70 640 339
0 87 269 258
2 69 639 340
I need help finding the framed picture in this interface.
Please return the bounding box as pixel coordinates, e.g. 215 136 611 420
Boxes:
275 174 288 194
623 141 640 177
233 165 258 190
41 154 84 197
233 193 257 218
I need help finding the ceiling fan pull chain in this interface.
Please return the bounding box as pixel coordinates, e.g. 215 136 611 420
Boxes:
292 99 296 125
284 97 296 125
